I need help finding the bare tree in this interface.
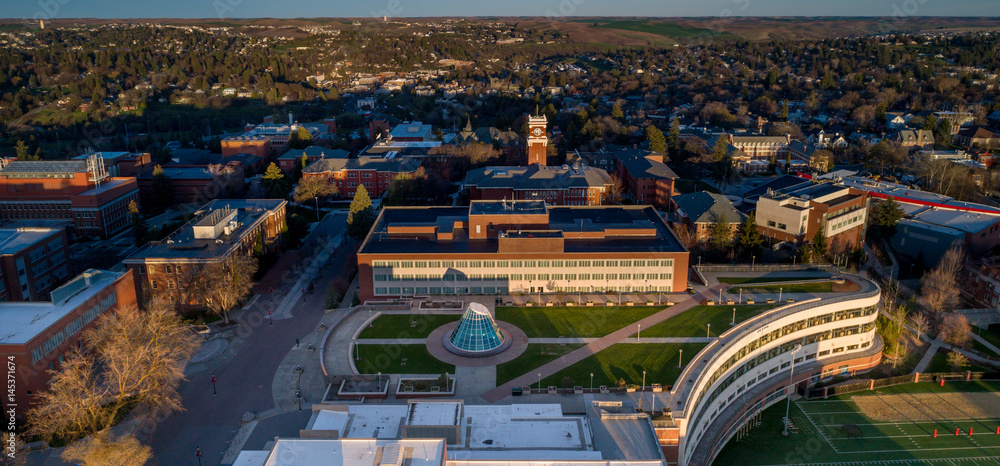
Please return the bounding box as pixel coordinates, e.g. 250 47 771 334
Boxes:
946 351 969 372
203 254 258 324
920 247 965 318
673 223 699 250
909 312 930 342
294 176 339 217
0 433 26 466
62 434 152 466
28 300 200 448
607 174 624 204
939 313 972 349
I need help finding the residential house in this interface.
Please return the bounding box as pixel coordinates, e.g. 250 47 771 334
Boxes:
670 191 746 244
954 126 999 150
890 129 934 150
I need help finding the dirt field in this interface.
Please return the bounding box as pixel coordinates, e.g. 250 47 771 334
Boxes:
854 392 1000 422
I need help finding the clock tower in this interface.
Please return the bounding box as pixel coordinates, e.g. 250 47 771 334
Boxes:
526 114 548 166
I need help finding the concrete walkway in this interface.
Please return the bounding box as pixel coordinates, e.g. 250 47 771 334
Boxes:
913 339 942 373
354 337 716 345
480 285 724 403
971 332 1000 356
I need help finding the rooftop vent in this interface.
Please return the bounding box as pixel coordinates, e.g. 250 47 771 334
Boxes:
378 443 404 466
193 208 238 240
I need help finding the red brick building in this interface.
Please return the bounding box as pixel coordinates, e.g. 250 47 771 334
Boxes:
356 200 690 302
221 134 273 159
277 146 349 175
302 157 421 198
0 269 137 412
122 199 286 310
463 164 612 206
962 258 1000 308
755 182 869 253
670 191 746 244
613 150 678 209
527 115 548 166
0 228 71 302
138 162 245 207
0 159 140 239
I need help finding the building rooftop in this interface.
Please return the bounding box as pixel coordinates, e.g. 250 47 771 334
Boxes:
911 207 1000 234
741 175 811 200
125 199 286 261
0 160 88 176
75 177 136 196
139 165 216 180
0 269 121 345
303 157 421 174
389 121 433 140
278 146 349 160
469 200 547 216
464 165 612 191
614 151 678 180
71 151 133 161
671 191 746 224
257 439 446 466
0 227 61 256
360 202 685 256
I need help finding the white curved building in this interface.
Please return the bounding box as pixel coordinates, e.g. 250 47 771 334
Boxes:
666 276 882 465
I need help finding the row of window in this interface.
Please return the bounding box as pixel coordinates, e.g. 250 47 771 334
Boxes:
372 259 675 269
0 202 70 211
373 284 674 296
374 272 674 282
32 294 117 364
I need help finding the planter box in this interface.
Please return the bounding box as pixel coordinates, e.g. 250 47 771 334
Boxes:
547 386 558 394
574 386 584 394
586 301 594 306
526 302 533 307
337 377 390 400
626 302 634 306
566 302 575 306
766 298 776 303
746 300 754 304
726 300 735 305
647 301 655 306
545 302 554 307
395 376 456 400
626 385 638 393
599 385 610 394
606 302 615 306
651 383 663 393
787 299 795 303
702 300 715 306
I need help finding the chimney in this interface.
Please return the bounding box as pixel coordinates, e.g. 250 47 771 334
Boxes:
289 112 294 125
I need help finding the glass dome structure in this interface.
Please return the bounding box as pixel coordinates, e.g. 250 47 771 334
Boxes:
444 303 510 357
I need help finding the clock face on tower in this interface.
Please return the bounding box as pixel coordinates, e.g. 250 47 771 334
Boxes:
532 127 542 137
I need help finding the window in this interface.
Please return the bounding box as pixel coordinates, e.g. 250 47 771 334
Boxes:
151 280 158 290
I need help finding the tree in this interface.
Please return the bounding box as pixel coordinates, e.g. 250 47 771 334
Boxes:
607 174 624 204
645 125 666 154
28 300 200 448
294 176 338 217
711 137 729 162
920 247 964 317
673 223 698 250
611 100 624 120
129 200 148 246
939 313 971 348
62 434 152 466
203 254 258 324
708 214 732 255
14 140 39 161
871 197 905 238
0 433 26 466
737 214 763 259
261 162 290 199
909 312 930 342
287 126 313 150
810 149 834 173
810 229 828 262
946 351 969 371
151 165 174 209
347 184 376 241
668 117 682 160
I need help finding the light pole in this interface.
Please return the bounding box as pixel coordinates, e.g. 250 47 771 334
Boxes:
211 372 217 396
752 255 755 269
637 323 641 342
369 308 373 327
783 344 802 436
590 372 594 391
377 372 382 391
678 349 683 368
707 323 711 338
779 287 783 302
641 370 647 410
268 309 273 326
731 307 737 326
195 447 203 466
537 373 542 390
738 288 742 304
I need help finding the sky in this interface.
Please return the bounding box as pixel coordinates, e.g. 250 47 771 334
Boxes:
1 0 997 20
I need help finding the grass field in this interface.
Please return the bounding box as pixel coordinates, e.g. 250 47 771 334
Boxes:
633 304 777 338
357 314 460 339
718 275 828 285
974 326 1000 355
714 381 1000 465
537 342 707 389
495 306 664 338
496 343 585 385
354 344 455 375
925 347 990 373
734 282 835 294
594 20 730 40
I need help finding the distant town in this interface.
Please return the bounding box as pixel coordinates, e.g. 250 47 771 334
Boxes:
0 15 999 466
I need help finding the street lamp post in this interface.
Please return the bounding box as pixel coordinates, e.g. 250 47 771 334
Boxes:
752 255 755 269
537 373 542 390
377 372 382 391
678 349 683 368
195 447 203 466
211 373 217 396
783 344 803 436
590 372 594 391
707 323 711 338
641 370 646 410
637 323 641 342
779 287 783 302
731 307 737 326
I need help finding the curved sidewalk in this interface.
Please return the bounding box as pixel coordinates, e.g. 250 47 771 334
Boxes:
481 285 724 403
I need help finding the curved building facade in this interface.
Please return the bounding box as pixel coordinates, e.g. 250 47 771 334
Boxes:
669 277 882 465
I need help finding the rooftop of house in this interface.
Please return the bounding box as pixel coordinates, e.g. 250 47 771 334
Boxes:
0 227 62 256
613 150 678 180
124 199 285 261
0 269 122 345
463 164 612 190
302 157 421 174
359 201 685 256
671 191 746 224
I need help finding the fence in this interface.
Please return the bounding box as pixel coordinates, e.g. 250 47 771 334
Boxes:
805 372 1000 399
695 264 839 273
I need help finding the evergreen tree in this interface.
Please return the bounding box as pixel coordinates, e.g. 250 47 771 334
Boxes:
14 140 29 160
129 200 148 246
712 137 729 162
261 162 290 198
612 101 624 120
738 214 763 259
871 197 905 238
779 101 789 121
668 117 681 151
151 165 174 209
810 229 828 262
708 214 732 255
645 125 666 154
287 126 313 150
347 184 376 240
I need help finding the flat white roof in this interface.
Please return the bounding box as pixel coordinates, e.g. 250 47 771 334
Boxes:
344 405 407 439
407 401 462 426
311 410 349 432
262 439 445 466
232 450 269 466
464 405 591 450
0 270 121 345
0 228 60 256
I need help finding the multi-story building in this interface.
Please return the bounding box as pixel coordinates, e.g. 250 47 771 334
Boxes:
672 277 882 465
670 191 746 244
137 162 245 206
0 269 137 411
220 134 273 159
755 182 869 253
963 258 1000 308
0 157 140 239
527 115 548 166
302 157 421 198
277 146 349 175
613 150 678 209
388 121 435 142
463 164 612 206
122 199 286 309
0 228 71 302
356 200 689 302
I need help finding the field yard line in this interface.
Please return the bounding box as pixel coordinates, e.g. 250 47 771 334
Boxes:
816 418 1000 427
826 431 1000 440
803 410 869 415
831 445 1000 454
796 400 840 454
773 454 1000 465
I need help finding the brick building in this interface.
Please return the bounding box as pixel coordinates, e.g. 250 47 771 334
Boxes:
356 200 690 302
527 115 548 166
220 134 273 159
302 157 421 198
962 258 1000 308
670 192 746 244
0 228 71 302
0 269 137 411
0 158 140 239
613 150 678 208
277 146 348 175
463 164 612 206
137 162 245 206
755 182 869 253
122 199 286 309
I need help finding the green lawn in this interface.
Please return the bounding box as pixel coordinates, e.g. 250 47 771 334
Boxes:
634 304 777 338
734 282 834 293
974 326 1000 354
969 335 1000 358
925 347 989 373
714 381 1000 465
537 343 707 389
357 314 460 339
717 275 828 285
495 306 665 338
354 344 455 375
496 343 585 385
594 20 732 40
